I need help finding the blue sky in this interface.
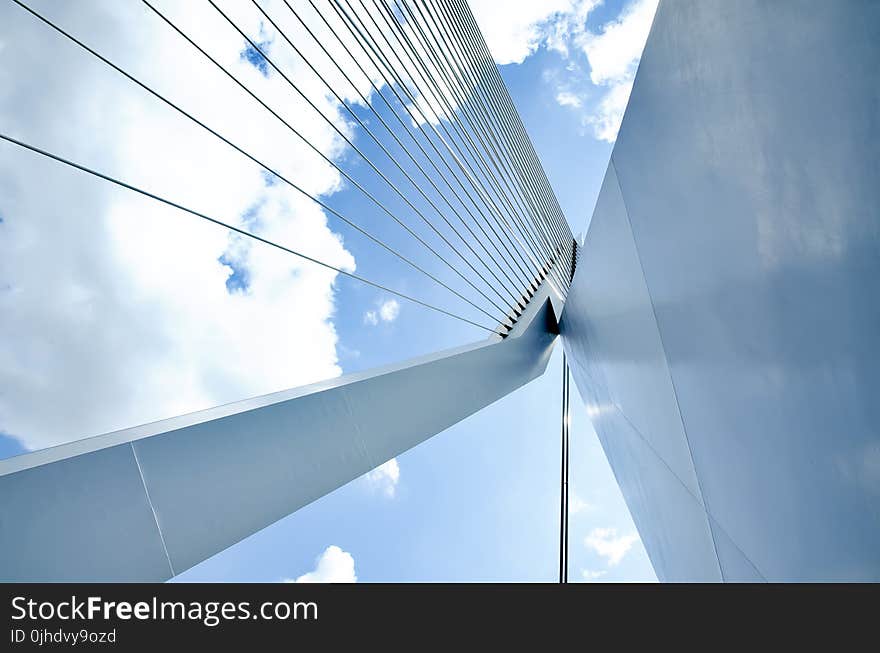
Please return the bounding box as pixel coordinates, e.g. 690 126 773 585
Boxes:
0 0 657 582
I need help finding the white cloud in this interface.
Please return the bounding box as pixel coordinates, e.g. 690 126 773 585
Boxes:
576 0 658 86
363 298 399 326
555 90 583 109
379 298 399 322
576 0 658 142
468 0 576 65
365 457 400 497
470 0 657 143
584 527 639 566
543 0 602 58
0 0 406 450
585 78 634 143
581 568 607 581
285 545 357 583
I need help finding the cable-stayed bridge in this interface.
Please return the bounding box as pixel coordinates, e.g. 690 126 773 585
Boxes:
1 0 575 581
1 0 879 582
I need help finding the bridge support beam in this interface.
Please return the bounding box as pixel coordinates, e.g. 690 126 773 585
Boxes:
561 0 880 581
0 286 560 581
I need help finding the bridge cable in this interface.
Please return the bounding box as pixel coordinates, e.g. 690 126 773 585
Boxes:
0 132 501 334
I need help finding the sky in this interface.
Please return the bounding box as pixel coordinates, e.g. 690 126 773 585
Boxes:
0 0 658 582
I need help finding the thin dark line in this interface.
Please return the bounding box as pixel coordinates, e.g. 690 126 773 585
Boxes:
299 0 538 296
252 0 531 304
416 0 565 251
419 0 566 253
405 0 572 292
6 0 510 329
447 0 572 247
138 0 514 322
433 0 571 257
0 133 499 334
343 0 545 293
388 0 559 278
460 0 575 257
560 351 570 583
565 360 570 583
361 0 561 294
208 0 526 312
442 0 574 266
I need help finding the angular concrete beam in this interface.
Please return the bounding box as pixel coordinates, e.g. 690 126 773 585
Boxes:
562 0 880 581
0 286 560 581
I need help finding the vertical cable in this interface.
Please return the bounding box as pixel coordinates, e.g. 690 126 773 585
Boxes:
208 0 527 313
565 357 570 583
279 0 537 298
441 0 575 280
415 0 573 291
0 132 501 333
343 0 544 295
384 0 569 294
140 0 516 320
560 351 570 583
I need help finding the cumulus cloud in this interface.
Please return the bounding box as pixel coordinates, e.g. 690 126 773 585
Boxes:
365 457 400 497
470 0 657 142
543 0 658 142
575 0 657 86
555 90 583 109
584 79 635 142
285 545 357 583
0 0 403 450
575 0 659 141
379 298 400 322
468 0 576 65
363 298 399 326
584 527 639 566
